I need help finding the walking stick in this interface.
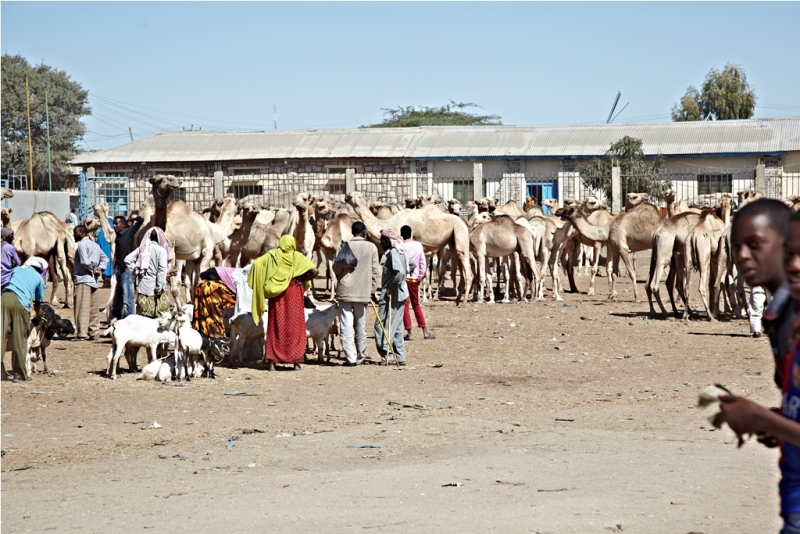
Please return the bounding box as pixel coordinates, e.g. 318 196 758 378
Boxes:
370 298 399 366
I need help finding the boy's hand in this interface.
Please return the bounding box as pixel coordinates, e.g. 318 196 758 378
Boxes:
717 395 770 447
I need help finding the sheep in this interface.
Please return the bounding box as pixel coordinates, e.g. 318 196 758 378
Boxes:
103 313 175 380
305 302 341 364
229 312 268 368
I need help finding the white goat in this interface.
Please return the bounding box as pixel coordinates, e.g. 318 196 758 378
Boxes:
305 302 340 363
159 311 222 379
104 314 175 380
229 312 268 367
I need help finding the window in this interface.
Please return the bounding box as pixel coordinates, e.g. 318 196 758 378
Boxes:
697 174 732 195
762 156 783 168
328 167 347 175
232 184 263 199
453 180 474 205
327 179 346 196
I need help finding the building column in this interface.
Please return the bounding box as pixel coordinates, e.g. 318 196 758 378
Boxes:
473 162 483 201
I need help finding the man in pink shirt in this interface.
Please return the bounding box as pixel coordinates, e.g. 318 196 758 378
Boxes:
401 225 435 340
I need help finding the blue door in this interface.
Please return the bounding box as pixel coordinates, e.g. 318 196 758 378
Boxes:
527 181 556 214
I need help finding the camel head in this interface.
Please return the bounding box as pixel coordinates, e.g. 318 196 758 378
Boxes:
541 199 559 212
1 207 12 225
83 218 102 233
208 197 226 219
665 190 677 204
447 198 463 215
311 195 332 218
92 204 109 220
470 212 493 228
292 193 313 215
737 189 764 208
0 187 13 200
345 191 367 209
476 197 498 213
562 198 578 207
625 192 649 210
558 205 579 221
149 175 181 203
581 197 608 213
237 198 261 220
368 201 385 216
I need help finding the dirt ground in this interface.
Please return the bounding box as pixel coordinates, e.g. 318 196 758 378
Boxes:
1 268 783 533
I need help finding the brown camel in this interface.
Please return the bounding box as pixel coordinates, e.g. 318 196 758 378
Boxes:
469 214 538 303
346 191 473 305
681 196 732 321
289 193 317 259
9 212 76 307
665 190 700 217
1 207 11 226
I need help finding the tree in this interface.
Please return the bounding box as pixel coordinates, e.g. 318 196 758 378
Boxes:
579 136 667 202
672 63 756 121
1 54 91 189
364 101 501 128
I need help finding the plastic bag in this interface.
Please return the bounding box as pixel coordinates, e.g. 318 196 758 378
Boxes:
333 241 358 277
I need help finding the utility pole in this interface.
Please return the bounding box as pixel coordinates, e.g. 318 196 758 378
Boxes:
25 76 34 190
128 127 134 142
44 70 53 191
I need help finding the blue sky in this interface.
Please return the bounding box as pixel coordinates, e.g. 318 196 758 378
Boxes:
3 2 799 151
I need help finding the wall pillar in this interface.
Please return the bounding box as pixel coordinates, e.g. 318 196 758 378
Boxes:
410 161 418 198
345 168 355 194
611 166 621 214
473 162 483 201
213 170 224 198
755 164 766 194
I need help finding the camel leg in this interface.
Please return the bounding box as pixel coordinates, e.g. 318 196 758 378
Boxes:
617 248 640 302
564 240 579 293
681 246 694 321
548 247 563 301
501 257 511 303
695 243 714 322
586 242 602 296
607 247 619 300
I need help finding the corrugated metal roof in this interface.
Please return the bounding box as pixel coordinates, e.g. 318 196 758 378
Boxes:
71 117 800 165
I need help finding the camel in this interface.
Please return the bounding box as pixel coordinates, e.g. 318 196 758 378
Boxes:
137 176 238 303
1 207 12 226
476 197 498 213
737 190 763 208
646 210 705 318
9 212 76 308
290 193 317 259
207 197 241 266
495 200 526 218
346 191 473 305
606 203 662 301
665 190 701 217
681 197 733 321
317 212 357 298
625 193 649 211
562 202 661 301
1 187 13 200
369 201 400 220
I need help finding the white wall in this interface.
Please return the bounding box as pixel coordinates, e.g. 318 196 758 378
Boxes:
6 191 74 222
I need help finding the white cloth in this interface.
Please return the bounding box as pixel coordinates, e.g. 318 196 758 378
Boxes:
232 265 253 319
339 302 367 364
749 286 767 334
65 212 78 229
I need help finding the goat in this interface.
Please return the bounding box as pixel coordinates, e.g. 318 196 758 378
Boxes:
103 313 175 380
229 312 268 367
305 302 340 363
25 304 74 375
158 311 223 379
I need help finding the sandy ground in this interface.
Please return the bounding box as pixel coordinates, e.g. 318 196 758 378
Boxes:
1 269 783 533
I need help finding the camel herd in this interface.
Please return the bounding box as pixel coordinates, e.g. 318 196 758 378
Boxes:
3 176 798 325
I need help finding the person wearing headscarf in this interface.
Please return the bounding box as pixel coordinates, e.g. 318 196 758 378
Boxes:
73 225 109 340
248 235 317 370
1 227 21 290
2 257 47 382
124 228 169 318
374 228 411 366
193 266 238 340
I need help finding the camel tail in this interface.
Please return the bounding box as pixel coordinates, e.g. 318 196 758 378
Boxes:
690 233 702 272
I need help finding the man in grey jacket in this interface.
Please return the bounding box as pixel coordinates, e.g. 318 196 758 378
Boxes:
374 228 410 366
335 221 380 367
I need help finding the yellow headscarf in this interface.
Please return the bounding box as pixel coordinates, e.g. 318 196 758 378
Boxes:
248 235 315 322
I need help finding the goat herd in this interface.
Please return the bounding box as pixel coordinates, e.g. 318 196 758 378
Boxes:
1 178 790 383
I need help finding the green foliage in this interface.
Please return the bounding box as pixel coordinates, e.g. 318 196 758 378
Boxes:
1 54 91 188
672 63 756 122
364 101 502 128
579 136 667 202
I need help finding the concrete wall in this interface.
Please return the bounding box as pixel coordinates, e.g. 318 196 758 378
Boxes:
5 191 75 223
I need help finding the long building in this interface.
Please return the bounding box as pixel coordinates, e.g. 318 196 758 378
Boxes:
70 117 800 217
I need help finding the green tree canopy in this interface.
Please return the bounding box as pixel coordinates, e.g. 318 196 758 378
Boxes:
579 136 667 202
672 63 756 121
364 101 501 128
1 54 91 189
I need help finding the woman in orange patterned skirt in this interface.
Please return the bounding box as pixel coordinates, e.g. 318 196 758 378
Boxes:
192 267 238 339
248 236 317 371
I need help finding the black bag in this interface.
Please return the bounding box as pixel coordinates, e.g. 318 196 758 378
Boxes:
332 241 358 278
